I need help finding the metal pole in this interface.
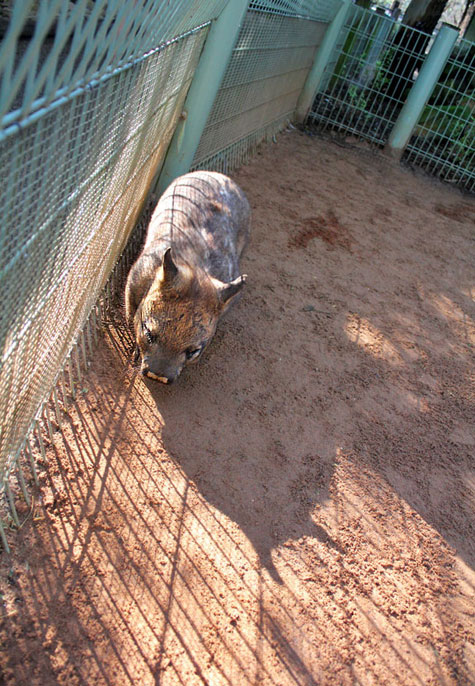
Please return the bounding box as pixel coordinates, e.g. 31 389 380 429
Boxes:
156 0 250 195
385 24 459 161
295 0 351 125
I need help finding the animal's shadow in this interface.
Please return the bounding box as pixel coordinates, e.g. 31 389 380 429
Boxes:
145 329 338 583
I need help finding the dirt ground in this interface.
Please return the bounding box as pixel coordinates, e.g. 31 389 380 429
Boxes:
1 129 474 686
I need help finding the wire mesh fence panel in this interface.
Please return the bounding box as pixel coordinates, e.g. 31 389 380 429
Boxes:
249 0 341 22
403 37 475 193
309 5 433 145
192 3 331 172
0 0 227 512
0 0 227 127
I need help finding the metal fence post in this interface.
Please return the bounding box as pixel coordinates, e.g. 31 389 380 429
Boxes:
156 0 250 194
385 23 459 160
295 0 351 125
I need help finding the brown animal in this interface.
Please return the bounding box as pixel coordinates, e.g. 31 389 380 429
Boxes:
125 171 250 384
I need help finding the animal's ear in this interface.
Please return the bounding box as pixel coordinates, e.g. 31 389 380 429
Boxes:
214 274 247 310
160 248 179 287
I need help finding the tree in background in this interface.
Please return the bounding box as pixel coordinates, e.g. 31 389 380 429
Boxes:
379 0 474 99
384 0 451 101
459 0 475 38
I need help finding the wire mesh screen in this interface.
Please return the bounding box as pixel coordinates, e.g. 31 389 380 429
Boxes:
309 6 433 145
249 0 340 22
0 0 227 502
192 6 328 172
0 0 227 127
403 38 475 193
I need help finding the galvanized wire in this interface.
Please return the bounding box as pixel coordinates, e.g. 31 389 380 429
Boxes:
0 0 227 127
309 5 433 145
193 5 327 169
403 37 475 193
249 0 340 22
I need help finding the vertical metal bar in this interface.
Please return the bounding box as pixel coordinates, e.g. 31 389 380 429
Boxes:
385 24 459 160
53 388 62 426
36 420 47 462
295 0 351 124
93 305 101 343
25 439 39 486
44 405 54 443
0 518 10 553
68 356 76 399
75 346 82 387
61 370 69 410
157 0 251 194
86 317 94 354
80 330 88 369
5 482 20 527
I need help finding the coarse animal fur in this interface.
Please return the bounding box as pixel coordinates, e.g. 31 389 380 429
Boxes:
125 171 250 384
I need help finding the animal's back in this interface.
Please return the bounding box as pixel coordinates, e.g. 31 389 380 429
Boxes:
125 171 250 384
144 171 250 282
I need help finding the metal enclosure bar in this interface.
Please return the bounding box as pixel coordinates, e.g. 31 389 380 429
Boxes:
156 0 251 194
386 24 459 160
295 0 350 124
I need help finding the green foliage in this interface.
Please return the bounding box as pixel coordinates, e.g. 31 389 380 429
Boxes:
416 98 475 162
417 102 474 134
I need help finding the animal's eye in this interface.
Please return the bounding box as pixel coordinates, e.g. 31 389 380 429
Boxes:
142 323 156 344
185 347 202 361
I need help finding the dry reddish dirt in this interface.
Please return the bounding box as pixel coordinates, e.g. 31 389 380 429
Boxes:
1 129 474 686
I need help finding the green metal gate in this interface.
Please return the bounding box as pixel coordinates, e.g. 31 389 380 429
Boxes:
309 4 433 144
308 4 475 192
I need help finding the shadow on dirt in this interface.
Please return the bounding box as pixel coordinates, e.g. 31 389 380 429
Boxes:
147 363 339 583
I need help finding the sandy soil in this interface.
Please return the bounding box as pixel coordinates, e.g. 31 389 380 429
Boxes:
1 129 474 686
